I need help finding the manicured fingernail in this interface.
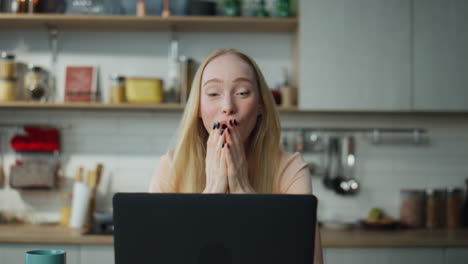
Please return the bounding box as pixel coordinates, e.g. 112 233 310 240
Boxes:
222 143 225 148
221 128 225 135
229 120 232 126
212 123 216 130
221 124 227 129
234 120 238 126
227 128 230 134
216 122 220 129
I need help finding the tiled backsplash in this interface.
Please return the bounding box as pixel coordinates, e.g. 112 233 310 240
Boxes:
1 110 467 223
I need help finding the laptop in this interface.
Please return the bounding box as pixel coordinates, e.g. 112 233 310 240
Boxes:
113 193 317 264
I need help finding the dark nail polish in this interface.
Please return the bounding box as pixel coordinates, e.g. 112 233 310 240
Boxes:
216 122 220 129
222 143 225 148
234 120 238 126
221 124 227 129
227 128 230 134
229 120 232 126
227 143 230 149
212 123 216 130
221 128 225 135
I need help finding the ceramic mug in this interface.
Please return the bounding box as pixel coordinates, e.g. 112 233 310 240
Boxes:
25 250 66 264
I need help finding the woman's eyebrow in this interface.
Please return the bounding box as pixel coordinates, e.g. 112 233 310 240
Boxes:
203 78 223 87
233 77 254 84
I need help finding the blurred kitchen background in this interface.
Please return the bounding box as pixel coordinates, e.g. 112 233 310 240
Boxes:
1 0 468 263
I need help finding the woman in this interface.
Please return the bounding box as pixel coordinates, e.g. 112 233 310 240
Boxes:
149 49 323 263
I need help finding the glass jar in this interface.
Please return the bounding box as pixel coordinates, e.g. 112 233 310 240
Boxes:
24 65 47 101
400 189 425 228
13 0 28 13
0 78 18 101
425 188 445 228
109 75 126 103
0 52 16 79
446 187 463 228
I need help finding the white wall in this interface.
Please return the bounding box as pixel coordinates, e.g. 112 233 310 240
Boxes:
1 108 468 224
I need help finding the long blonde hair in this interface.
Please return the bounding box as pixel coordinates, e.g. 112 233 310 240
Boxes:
170 49 282 193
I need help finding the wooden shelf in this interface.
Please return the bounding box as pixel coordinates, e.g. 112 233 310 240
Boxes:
0 14 297 32
0 101 299 112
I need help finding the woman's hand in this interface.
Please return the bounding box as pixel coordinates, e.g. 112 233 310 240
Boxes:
203 122 229 193
224 120 255 194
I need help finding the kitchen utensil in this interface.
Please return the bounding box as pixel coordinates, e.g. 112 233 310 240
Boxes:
322 137 338 190
335 135 360 195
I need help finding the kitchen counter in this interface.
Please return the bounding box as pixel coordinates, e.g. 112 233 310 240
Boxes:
1 224 468 247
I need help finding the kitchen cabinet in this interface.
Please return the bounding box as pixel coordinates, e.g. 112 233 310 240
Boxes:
80 245 114 264
298 0 411 111
413 0 468 111
0 244 80 264
445 248 468 264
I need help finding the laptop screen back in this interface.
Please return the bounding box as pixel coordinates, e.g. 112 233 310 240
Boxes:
113 193 317 264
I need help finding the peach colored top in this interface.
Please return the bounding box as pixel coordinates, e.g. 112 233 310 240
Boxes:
148 151 312 194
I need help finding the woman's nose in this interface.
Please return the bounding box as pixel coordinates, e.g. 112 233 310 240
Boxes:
221 96 236 115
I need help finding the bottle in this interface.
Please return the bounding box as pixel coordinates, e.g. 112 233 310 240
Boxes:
136 0 146 17
463 179 468 227
109 75 126 103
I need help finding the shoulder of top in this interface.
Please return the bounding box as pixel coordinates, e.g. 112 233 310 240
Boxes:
279 151 306 169
160 150 175 162
280 150 302 163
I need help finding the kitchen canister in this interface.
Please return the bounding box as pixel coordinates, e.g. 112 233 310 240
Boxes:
445 187 462 228
425 188 445 228
125 77 164 103
0 78 17 101
0 51 16 79
400 189 425 228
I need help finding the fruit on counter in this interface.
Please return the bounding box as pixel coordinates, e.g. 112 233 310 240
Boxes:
368 207 384 220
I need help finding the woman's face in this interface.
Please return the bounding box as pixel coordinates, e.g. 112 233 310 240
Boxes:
200 53 262 143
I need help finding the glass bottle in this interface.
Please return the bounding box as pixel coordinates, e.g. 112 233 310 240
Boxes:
109 75 126 104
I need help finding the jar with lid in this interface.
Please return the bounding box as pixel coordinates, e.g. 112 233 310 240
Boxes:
109 75 126 103
446 187 462 228
24 64 47 101
0 52 16 79
0 78 18 101
425 188 445 228
400 189 425 228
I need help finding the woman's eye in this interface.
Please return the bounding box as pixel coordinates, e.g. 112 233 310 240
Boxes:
238 91 250 96
207 93 218 97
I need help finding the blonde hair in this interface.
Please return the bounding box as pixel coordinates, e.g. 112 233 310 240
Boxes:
171 49 282 193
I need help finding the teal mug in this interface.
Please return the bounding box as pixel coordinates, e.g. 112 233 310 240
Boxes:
25 250 66 264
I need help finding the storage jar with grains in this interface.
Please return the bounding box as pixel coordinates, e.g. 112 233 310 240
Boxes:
425 188 445 228
0 52 16 79
446 187 462 228
400 189 425 228
0 78 17 101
